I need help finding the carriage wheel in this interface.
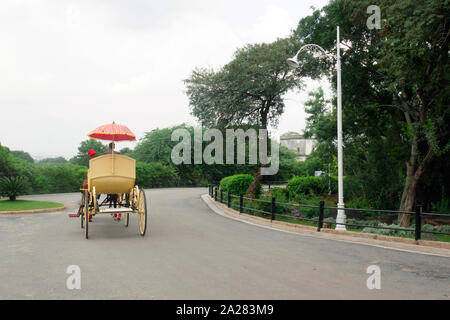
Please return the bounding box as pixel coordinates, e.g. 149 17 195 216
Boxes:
137 188 147 236
84 190 89 239
91 187 98 214
124 213 129 227
80 193 85 229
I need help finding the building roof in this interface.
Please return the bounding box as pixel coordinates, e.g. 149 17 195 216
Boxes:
280 132 316 140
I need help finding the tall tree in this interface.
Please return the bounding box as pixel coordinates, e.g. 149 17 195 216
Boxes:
294 0 449 225
38 157 68 164
380 0 450 225
70 139 108 167
185 38 321 196
0 143 14 177
11 150 34 163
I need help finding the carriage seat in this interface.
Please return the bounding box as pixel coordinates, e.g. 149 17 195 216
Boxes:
87 154 136 194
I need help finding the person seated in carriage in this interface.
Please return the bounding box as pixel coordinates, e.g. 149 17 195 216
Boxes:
105 142 120 155
104 142 122 220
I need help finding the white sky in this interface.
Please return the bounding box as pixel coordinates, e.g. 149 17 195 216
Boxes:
0 0 331 160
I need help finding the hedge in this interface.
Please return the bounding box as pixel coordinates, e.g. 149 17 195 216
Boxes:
287 176 328 198
135 162 179 188
219 174 255 196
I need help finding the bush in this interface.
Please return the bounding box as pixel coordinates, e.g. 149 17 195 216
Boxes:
265 187 289 202
361 223 411 237
0 176 30 200
38 163 87 193
219 174 256 196
287 176 328 199
135 162 179 188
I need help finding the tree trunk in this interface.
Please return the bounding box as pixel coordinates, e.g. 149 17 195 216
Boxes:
398 100 434 227
9 195 16 201
398 143 434 227
245 106 269 198
246 167 262 198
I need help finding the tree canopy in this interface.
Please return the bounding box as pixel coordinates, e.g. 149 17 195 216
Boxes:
185 38 322 129
293 0 449 224
70 139 108 167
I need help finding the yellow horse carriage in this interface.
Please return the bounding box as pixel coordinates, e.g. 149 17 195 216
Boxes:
78 122 147 239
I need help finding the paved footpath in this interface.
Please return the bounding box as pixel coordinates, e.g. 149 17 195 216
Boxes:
0 188 449 299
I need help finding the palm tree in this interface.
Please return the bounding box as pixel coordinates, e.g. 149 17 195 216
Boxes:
0 176 29 201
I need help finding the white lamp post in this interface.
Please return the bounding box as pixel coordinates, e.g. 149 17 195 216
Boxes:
287 26 346 230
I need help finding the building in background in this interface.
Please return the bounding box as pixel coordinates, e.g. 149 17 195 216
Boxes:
280 132 317 162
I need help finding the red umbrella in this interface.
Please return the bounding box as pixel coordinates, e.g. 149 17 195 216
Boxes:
87 122 136 142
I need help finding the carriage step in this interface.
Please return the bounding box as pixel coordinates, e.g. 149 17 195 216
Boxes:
99 207 133 213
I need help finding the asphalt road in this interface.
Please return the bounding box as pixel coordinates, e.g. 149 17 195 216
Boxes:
0 188 449 299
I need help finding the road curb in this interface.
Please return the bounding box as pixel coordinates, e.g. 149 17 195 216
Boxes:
0 206 66 215
202 194 450 257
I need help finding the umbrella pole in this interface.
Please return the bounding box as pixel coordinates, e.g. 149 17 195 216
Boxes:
112 138 115 175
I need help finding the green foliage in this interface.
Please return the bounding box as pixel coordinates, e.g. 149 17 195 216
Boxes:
11 150 34 163
0 143 14 177
38 163 87 193
70 139 108 167
135 162 179 188
265 187 289 203
0 176 30 201
422 224 450 234
431 187 450 214
293 0 450 213
38 157 68 164
287 176 328 198
185 39 320 129
263 146 298 182
133 126 180 165
220 174 257 196
361 224 412 237
133 124 261 185
119 147 133 157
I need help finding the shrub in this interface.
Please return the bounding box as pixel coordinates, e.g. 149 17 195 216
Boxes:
135 162 179 188
287 176 328 199
0 176 30 200
38 163 87 193
361 223 411 237
267 187 289 202
219 174 256 196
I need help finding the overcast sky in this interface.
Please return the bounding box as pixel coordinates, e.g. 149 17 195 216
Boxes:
0 0 331 160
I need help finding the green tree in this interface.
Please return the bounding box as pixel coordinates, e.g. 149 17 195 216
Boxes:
135 162 179 188
134 126 182 165
293 0 449 225
70 139 108 167
11 150 34 163
39 163 87 193
38 157 68 164
0 176 30 201
119 147 133 157
0 143 14 177
185 39 321 196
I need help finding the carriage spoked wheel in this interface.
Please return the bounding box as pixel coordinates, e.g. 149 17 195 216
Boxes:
137 188 147 236
80 191 86 229
80 192 84 229
81 207 84 229
84 190 89 239
124 212 129 227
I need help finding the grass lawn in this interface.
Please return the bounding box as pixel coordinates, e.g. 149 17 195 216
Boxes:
0 200 64 211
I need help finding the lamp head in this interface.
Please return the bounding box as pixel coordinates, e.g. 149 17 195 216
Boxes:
287 56 299 69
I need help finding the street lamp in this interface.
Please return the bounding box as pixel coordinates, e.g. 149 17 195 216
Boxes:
287 26 346 230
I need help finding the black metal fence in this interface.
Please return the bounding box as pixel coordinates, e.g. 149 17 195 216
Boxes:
143 181 219 189
208 185 450 241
